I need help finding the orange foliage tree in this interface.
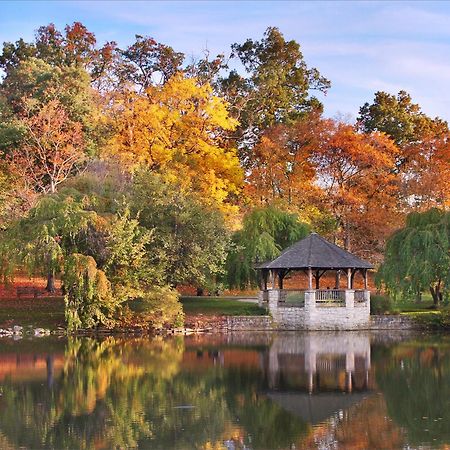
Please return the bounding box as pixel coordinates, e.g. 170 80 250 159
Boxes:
10 99 86 195
313 120 402 259
245 113 321 212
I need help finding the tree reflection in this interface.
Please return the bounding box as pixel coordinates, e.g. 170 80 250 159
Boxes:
0 336 308 449
376 342 450 446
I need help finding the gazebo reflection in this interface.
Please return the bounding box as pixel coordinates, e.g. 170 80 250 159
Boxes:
262 332 372 424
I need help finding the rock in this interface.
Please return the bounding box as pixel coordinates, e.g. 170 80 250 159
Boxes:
13 325 23 334
34 328 48 336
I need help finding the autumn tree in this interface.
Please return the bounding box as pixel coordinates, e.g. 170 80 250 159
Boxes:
9 100 87 194
313 120 402 259
117 35 184 90
245 111 321 210
358 90 447 148
111 74 243 212
358 90 450 209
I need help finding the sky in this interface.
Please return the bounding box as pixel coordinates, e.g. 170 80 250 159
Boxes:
2 1 450 121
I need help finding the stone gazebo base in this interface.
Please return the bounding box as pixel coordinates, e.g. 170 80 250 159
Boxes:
259 289 371 330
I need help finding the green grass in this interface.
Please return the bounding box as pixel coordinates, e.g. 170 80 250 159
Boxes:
181 296 267 316
0 297 65 329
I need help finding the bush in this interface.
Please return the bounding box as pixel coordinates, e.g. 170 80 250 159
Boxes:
405 309 450 329
128 286 184 329
370 294 393 315
64 253 118 332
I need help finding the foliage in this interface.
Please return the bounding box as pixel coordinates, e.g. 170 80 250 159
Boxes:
358 90 448 147
358 90 450 210
131 170 231 289
128 286 184 328
377 208 450 306
0 189 96 282
111 74 243 212
63 253 116 331
245 111 320 209
221 27 330 158
226 206 309 289
9 99 87 194
313 119 402 257
370 294 394 315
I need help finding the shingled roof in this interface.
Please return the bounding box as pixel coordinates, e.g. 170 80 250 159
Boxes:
256 233 373 270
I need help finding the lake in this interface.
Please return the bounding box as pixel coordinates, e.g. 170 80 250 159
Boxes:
0 331 448 449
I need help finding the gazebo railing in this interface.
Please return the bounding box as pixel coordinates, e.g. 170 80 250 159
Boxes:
315 289 346 307
354 289 367 305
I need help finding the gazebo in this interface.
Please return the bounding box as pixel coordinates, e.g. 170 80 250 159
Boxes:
255 232 374 330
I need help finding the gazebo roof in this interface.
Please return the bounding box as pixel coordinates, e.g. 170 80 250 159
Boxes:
256 233 373 270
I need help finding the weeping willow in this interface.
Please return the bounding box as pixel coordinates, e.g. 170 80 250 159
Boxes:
377 208 450 305
226 206 310 289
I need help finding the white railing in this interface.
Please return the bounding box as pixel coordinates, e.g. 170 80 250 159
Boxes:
354 290 367 305
315 290 345 307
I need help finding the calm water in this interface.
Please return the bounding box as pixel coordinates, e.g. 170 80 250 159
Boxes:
0 332 448 450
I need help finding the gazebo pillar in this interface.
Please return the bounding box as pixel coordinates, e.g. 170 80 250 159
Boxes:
308 268 313 290
335 270 341 289
347 268 352 289
363 269 368 289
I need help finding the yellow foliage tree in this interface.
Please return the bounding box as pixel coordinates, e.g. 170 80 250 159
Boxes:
111 74 243 213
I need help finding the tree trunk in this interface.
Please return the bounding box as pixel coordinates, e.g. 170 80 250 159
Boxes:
429 285 440 308
46 270 55 293
343 222 351 251
196 287 204 297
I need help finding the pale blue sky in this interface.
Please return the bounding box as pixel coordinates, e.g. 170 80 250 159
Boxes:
2 1 450 121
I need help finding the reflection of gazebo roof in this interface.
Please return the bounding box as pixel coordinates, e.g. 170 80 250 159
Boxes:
266 391 371 424
256 233 373 270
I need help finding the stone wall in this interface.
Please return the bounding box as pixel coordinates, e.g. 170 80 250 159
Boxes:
369 315 421 330
226 316 274 331
225 314 420 331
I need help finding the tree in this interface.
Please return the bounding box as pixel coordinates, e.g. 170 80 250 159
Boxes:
9 99 87 194
117 35 184 90
358 91 450 209
313 120 402 258
358 90 447 148
226 206 309 289
245 112 321 210
0 189 96 292
111 74 243 212
377 208 450 306
221 27 330 161
130 170 231 291
0 22 116 82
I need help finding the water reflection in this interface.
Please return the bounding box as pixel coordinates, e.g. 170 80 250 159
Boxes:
0 332 448 449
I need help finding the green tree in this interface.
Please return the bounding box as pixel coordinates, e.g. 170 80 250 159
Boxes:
377 208 450 306
130 170 230 291
358 90 447 147
221 27 330 161
0 189 96 290
226 206 309 289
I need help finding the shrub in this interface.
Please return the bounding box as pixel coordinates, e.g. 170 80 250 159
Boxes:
64 253 118 331
128 286 184 329
370 294 393 315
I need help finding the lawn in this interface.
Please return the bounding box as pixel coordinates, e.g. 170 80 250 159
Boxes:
181 296 267 316
0 297 65 329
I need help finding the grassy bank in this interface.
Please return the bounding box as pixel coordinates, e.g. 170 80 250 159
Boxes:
0 297 65 328
0 295 266 331
181 296 266 316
